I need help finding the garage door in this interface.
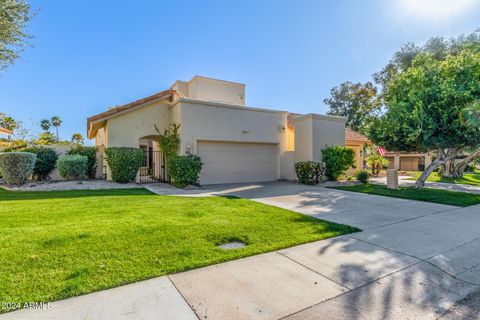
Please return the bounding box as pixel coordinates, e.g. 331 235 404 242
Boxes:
400 157 420 171
197 141 278 184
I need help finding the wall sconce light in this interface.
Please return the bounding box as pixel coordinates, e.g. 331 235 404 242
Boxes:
242 129 250 134
185 143 192 154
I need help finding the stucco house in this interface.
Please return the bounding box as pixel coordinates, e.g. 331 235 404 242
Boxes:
0 127 12 136
87 76 347 184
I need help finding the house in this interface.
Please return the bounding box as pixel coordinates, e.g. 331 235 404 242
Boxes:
0 127 12 136
345 128 371 176
87 76 346 184
384 152 433 171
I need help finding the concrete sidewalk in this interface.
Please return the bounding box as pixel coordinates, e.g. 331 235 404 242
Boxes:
3 182 480 320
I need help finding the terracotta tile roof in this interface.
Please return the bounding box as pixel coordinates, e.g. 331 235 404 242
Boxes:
87 89 183 138
345 127 370 143
0 127 12 135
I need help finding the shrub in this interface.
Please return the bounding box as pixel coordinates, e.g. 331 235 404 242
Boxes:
167 155 203 188
57 155 88 180
355 170 369 183
322 146 356 181
104 147 144 183
22 147 58 180
295 161 326 185
68 146 97 178
0 152 36 185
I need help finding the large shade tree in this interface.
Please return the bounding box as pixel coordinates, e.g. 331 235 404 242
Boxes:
0 0 33 71
324 82 380 135
374 31 480 178
371 50 480 189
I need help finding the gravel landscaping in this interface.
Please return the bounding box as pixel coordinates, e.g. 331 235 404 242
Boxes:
0 179 140 191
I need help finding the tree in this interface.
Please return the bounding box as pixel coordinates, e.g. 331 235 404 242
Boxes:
71 133 84 145
373 31 480 178
0 0 34 71
373 30 480 90
36 131 55 145
324 82 380 135
50 116 62 141
365 147 389 176
40 119 51 131
370 50 480 189
0 116 17 141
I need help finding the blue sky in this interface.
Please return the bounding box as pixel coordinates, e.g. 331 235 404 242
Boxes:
1 0 480 143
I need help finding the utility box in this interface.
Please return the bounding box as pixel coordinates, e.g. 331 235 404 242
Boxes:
386 169 399 189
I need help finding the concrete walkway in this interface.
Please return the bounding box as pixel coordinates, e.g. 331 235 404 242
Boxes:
3 182 480 320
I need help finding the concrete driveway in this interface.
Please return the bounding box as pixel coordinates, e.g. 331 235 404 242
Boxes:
4 182 480 320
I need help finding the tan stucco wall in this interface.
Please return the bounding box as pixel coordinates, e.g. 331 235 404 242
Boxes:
293 114 346 163
346 141 366 176
172 99 289 179
105 101 170 148
174 76 246 106
286 126 295 151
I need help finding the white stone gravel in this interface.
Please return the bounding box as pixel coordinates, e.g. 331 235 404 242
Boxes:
0 180 141 191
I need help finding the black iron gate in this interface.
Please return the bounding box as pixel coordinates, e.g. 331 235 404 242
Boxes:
139 150 167 183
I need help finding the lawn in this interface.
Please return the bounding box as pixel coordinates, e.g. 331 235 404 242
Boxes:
407 170 480 186
330 184 480 207
0 188 357 311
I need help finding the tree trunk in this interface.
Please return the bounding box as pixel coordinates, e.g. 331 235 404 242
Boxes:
440 159 456 178
452 149 480 178
413 148 460 189
55 127 59 141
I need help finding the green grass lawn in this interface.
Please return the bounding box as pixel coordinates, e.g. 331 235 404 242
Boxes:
0 188 357 311
330 184 480 207
406 170 480 186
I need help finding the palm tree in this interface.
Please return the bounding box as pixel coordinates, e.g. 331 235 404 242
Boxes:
0 116 17 141
71 133 84 145
51 116 62 141
40 119 51 131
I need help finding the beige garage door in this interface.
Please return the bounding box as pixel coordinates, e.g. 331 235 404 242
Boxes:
400 157 420 171
197 141 278 185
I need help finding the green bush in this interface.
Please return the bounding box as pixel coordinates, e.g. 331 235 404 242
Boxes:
0 152 36 185
104 147 144 183
355 170 369 183
295 161 326 185
68 146 97 178
22 147 58 181
167 155 203 188
57 155 88 180
322 146 356 181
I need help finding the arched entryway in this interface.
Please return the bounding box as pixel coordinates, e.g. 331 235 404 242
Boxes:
138 136 167 183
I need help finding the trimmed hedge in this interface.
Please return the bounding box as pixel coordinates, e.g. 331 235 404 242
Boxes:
104 147 144 183
57 155 88 180
295 161 326 185
167 155 203 188
322 146 356 181
68 146 97 178
23 147 58 181
355 170 369 183
0 152 37 185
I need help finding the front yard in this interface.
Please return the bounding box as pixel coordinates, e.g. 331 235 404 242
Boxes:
407 170 480 186
0 188 357 311
330 184 480 207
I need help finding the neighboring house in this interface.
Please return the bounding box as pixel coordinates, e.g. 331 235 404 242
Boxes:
384 152 433 171
0 127 12 136
345 128 370 176
87 76 346 184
